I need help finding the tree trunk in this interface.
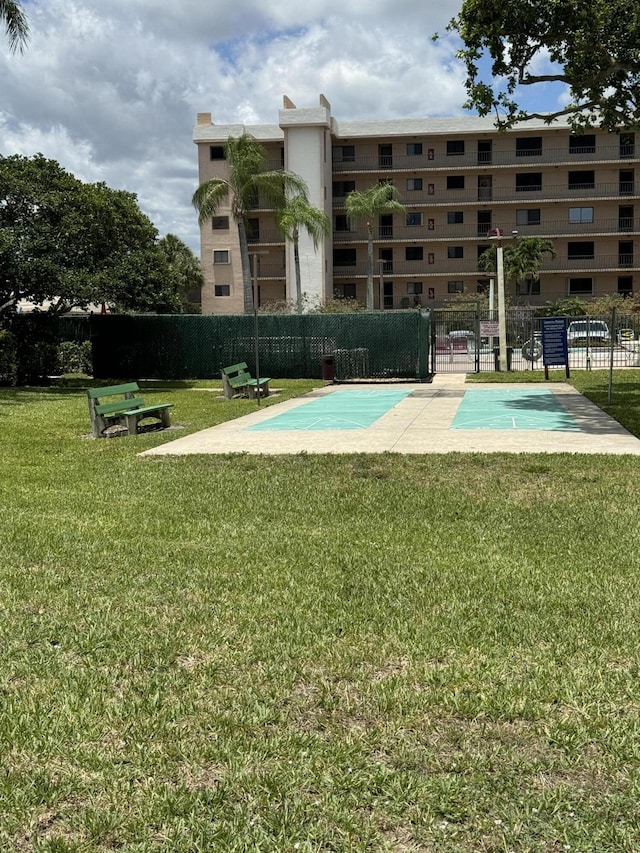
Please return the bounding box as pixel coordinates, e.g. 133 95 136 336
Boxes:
366 222 374 311
294 235 302 314
237 219 254 314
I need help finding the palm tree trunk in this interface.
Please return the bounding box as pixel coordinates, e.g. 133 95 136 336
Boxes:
293 236 303 314
366 222 374 311
237 219 254 313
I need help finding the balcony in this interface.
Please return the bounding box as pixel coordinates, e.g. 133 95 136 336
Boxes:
333 253 640 278
333 217 640 243
331 143 639 173
333 181 640 207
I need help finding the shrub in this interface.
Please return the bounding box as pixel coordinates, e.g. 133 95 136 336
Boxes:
0 329 17 385
57 340 92 375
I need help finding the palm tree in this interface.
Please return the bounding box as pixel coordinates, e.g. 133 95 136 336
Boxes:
276 195 330 313
478 236 555 297
1 0 29 52
345 184 406 310
192 133 308 313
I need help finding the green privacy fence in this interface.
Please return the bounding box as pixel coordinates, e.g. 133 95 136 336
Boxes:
90 311 431 381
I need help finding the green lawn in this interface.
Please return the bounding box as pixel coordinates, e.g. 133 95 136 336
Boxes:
2 376 640 851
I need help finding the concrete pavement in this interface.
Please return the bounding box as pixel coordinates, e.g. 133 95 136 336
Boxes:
141 375 640 457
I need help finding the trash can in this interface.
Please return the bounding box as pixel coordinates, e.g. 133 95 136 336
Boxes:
493 346 513 371
321 354 336 382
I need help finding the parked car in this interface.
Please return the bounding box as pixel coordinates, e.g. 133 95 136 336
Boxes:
567 320 611 346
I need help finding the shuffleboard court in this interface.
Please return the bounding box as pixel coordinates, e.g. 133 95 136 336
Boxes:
450 388 580 431
246 389 411 431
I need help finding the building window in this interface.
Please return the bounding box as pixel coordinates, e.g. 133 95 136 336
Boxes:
516 137 542 156
477 140 492 163
406 247 423 261
333 283 356 299
619 241 634 267
448 281 464 293
214 285 230 296
447 175 465 190
568 277 593 295
379 215 393 238
620 170 635 195
568 241 594 259
619 205 634 231
477 211 492 235
569 134 596 154
406 212 423 226
569 207 594 224
210 146 225 160
407 282 423 295
246 218 260 242
333 248 357 266
212 216 229 230
516 209 541 226
516 278 541 296
407 142 423 156
406 178 423 191
213 250 229 264
516 173 542 191
620 133 635 159
447 140 465 156
332 180 356 197
568 170 595 189
618 275 633 295
335 214 351 232
447 246 464 259
333 145 355 162
447 211 464 224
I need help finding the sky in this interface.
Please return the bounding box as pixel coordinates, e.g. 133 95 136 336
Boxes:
1 1 567 255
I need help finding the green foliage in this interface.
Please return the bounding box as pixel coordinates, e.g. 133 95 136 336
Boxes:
1 0 29 53
0 328 17 384
478 237 555 297
157 233 203 310
446 0 640 130
312 297 364 313
544 297 590 316
0 154 182 316
56 340 92 375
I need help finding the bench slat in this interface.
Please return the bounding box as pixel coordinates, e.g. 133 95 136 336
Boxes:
87 382 139 399
95 397 145 415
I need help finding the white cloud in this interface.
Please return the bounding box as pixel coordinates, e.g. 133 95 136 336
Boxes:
1 0 466 253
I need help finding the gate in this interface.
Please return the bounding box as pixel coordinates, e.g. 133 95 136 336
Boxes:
431 306 495 373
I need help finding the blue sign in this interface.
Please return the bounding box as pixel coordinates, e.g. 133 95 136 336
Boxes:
541 317 568 368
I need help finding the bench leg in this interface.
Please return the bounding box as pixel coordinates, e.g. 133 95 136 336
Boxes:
160 408 171 428
125 413 139 435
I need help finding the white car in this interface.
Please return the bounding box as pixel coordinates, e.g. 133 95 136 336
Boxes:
567 320 611 346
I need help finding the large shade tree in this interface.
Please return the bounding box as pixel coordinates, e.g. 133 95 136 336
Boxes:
276 195 330 314
192 133 308 313
445 0 640 130
1 0 29 52
345 184 406 310
0 154 183 315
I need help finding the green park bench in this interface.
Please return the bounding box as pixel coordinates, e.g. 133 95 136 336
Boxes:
221 363 270 400
87 382 172 438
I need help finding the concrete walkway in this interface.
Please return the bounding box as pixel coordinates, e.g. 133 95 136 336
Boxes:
141 375 640 457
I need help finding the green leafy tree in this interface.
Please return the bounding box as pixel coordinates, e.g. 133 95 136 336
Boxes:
0 154 182 315
276 195 330 314
345 184 406 310
192 133 308 313
158 233 204 312
445 0 640 130
478 237 555 298
1 0 28 53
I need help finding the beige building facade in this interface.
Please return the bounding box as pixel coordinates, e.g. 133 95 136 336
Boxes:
194 96 638 314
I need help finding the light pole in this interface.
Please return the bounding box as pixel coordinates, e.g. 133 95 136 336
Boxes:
487 228 517 372
249 250 269 405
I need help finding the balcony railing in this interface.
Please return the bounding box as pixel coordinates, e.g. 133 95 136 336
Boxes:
331 143 638 173
332 217 640 242
333 181 639 207
246 229 285 245
333 253 639 277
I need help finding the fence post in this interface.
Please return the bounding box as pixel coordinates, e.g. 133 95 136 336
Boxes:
608 307 616 403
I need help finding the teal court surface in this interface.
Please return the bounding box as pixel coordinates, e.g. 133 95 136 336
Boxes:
142 377 640 457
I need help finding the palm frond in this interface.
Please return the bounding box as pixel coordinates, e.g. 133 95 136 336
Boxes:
192 179 230 225
1 0 29 53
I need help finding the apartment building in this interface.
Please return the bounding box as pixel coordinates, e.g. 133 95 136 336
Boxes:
194 95 638 314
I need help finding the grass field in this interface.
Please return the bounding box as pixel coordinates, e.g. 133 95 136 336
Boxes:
2 374 640 851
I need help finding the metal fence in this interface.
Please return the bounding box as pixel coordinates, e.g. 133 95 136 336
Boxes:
90 311 432 381
431 308 640 373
